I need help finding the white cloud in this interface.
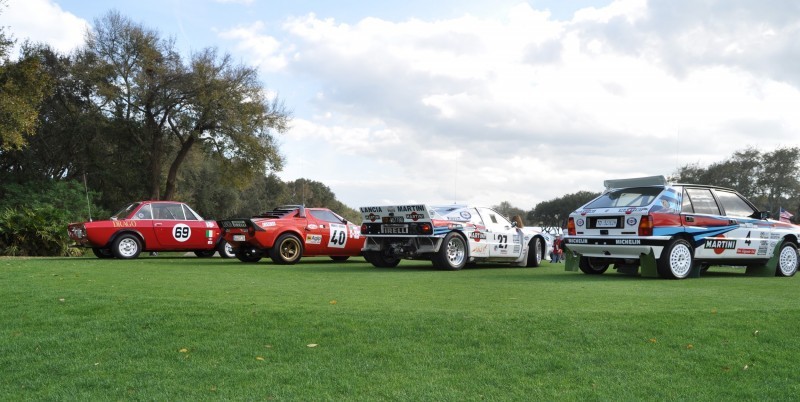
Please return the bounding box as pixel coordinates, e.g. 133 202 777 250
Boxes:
242 0 800 209
0 0 88 56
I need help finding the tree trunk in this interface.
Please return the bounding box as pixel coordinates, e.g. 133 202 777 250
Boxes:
163 135 195 200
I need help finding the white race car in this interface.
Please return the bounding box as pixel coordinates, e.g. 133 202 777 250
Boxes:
359 204 551 270
564 176 800 279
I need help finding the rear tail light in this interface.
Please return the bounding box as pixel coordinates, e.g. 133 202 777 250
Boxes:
638 215 654 236
361 224 368 233
567 218 576 236
418 223 432 235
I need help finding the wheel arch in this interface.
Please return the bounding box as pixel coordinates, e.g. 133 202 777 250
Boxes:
107 230 147 250
452 230 471 259
272 229 304 246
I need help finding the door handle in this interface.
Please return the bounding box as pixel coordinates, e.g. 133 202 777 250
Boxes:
685 216 694 223
155 222 163 227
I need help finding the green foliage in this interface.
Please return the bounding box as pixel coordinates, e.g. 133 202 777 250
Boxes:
528 190 600 230
0 180 105 256
3 258 800 400
0 53 52 150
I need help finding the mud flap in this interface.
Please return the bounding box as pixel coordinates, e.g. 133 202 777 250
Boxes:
564 250 579 272
745 239 783 277
639 249 659 278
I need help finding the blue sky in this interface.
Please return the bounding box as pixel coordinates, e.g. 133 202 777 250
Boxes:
3 0 800 210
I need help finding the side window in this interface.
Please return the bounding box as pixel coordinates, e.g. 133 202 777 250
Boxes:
310 210 343 223
133 204 153 220
182 205 199 221
478 208 511 228
714 190 757 217
467 208 484 226
685 188 721 215
155 203 186 220
681 189 694 213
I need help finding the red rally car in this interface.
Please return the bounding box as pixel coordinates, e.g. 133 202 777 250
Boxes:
68 201 233 259
218 205 366 264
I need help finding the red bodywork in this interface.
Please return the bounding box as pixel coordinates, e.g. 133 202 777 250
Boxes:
68 201 224 258
219 206 365 264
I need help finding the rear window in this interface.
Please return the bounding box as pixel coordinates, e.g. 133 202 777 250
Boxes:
584 187 663 208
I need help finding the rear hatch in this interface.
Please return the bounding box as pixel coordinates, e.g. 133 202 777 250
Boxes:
572 186 666 236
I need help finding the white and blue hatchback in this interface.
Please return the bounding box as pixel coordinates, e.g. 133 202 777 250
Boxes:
564 176 799 279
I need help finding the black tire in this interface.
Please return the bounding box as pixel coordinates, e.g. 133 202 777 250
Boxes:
235 246 262 263
775 241 799 277
525 237 543 267
194 250 216 258
330 256 350 262
217 240 235 258
657 238 693 279
363 250 401 268
269 233 303 265
92 247 114 259
579 257 609 275
111 234 142 259
431 232 467 270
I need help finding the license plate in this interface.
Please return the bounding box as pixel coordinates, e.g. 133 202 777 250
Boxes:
596 218 617 228
381 224 408 234
382 216 405 223
233 235 246 242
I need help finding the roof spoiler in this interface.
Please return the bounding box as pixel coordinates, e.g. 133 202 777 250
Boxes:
604 175 667 190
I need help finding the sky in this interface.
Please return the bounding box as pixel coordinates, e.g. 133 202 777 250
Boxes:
2 0 800 210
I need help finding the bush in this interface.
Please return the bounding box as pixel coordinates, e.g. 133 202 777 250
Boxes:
0 180 105 256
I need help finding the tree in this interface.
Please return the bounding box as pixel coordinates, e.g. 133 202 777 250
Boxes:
85 11 289 200
492 201 526 224
0 6 52 150
758 147 800 215
527 191 600 232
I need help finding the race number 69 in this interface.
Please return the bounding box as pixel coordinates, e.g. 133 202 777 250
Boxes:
173 223 190 242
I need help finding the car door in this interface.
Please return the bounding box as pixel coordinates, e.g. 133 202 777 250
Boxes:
306 209 353 255
713 189 771 259
476 208 521 259
152 202 209 250
683 188 742 260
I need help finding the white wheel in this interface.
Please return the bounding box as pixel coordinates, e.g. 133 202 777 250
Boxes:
112 234 142 259
657 239 693 279
776 242 798 277
432 232 467 270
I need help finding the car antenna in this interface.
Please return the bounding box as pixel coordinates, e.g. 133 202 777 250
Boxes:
83 172 93 222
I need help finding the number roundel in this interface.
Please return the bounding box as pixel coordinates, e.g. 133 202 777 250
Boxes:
173 223 191 242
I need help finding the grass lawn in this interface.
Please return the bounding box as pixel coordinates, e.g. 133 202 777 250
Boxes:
2 256 799 401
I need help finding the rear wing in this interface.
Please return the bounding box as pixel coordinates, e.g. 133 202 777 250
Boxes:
603 175 667 190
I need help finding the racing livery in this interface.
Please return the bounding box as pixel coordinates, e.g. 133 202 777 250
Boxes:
564 176 800 279
359 204 550 270
68 201 232 259
218 205 365 264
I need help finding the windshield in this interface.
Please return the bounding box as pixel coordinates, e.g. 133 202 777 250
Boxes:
584 187 664 208
111 203 139 220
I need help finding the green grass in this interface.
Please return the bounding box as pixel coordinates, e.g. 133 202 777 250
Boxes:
2 256 799 401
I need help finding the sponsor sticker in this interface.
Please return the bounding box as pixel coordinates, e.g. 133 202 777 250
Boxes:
306 234 322 245
626 217 637 226
736 248 756 255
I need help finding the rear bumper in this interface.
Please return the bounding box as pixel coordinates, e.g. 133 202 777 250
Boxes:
565 236 671 259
